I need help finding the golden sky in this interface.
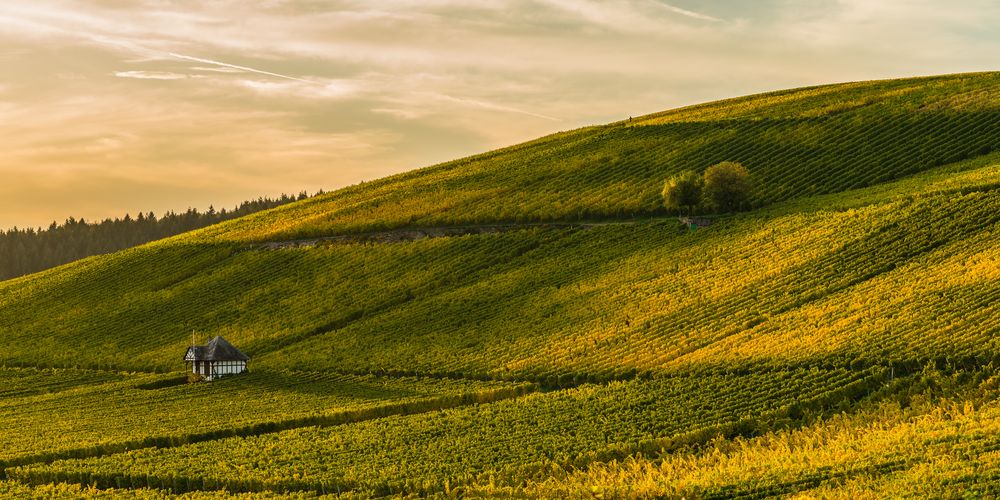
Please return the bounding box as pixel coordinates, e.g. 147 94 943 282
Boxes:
1 0 998 228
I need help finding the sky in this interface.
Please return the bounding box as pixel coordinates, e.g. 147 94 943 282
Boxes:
1 0 999 229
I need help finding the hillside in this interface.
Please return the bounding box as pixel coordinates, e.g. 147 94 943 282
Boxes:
196 72 1000 242
1 72 999 497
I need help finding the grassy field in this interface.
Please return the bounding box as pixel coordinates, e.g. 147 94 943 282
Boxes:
1 73 999 496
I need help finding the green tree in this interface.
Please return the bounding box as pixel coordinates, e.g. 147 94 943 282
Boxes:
662 170 703 214
703 161 752 213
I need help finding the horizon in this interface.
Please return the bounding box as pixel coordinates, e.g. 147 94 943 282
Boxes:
2 0 999 229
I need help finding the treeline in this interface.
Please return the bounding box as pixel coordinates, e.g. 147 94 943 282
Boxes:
0 192 320 281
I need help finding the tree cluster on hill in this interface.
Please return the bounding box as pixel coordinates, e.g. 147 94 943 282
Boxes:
663 161 753 215
0 192 320 281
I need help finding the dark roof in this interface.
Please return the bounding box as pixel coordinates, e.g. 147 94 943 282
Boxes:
183 336 250 361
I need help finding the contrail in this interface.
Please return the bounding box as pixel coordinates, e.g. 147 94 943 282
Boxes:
433 94 561 122
658 2 722 22
168 52 317 84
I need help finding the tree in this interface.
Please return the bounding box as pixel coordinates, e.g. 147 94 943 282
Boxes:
703 161 752 213
662 170 703 214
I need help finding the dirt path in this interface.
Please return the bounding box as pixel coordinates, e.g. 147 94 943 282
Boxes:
247 217 683 250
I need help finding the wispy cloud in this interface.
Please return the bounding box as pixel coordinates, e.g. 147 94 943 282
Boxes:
233 78 358 99
427 93 562 121
536 0 721 34
1 0 999 229
113 70 192 80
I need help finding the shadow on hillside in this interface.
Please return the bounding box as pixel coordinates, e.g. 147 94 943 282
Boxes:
633 111 1000 205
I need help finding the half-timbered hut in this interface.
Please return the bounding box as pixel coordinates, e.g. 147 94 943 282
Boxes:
183 336 249 381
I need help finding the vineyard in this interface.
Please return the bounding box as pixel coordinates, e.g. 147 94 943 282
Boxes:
0 73 999 496
12 368 883 495
0 367 129 398
0 367 527 471
1 156 996 381
460 370 1000 498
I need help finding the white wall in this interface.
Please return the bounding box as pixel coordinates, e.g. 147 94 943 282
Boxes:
208 360 247 380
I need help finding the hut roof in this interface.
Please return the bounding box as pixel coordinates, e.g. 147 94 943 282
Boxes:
183 336 250 362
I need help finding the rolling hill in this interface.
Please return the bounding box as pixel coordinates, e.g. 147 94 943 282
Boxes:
1 72 999 497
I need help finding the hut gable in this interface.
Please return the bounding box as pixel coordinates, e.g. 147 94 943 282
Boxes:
183 345 206 362
184 336 249 381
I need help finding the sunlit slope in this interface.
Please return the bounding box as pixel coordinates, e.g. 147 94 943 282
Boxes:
0 156 996 379
194 72 1000 242
460 372 1000 498
259 159 1000 379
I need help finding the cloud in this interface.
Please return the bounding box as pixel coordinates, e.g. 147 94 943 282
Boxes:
113 70 192 80
535 0 721 34
2 0 1000 229
233 78 358 99
424 93 562 121
189 66 245 74
371 107 426 120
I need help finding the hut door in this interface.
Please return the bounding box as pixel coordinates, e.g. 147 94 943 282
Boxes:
203 362 210 376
